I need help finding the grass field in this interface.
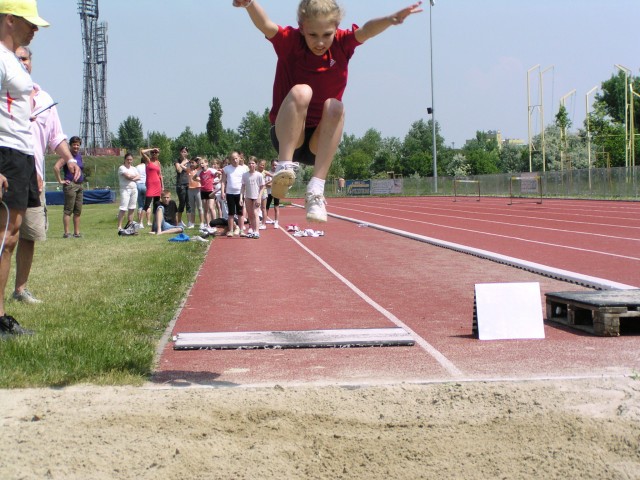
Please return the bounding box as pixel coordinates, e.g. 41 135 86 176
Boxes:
0 203 207 388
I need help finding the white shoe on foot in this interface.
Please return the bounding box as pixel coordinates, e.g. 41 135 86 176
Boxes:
271 162 299 199
12 289 42 304
305 192 327 223
274 221 279 229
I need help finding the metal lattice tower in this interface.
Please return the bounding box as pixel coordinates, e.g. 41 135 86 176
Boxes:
78 0 110 150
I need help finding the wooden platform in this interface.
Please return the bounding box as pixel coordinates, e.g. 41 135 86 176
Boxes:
545 289 640 336
173 327 415 350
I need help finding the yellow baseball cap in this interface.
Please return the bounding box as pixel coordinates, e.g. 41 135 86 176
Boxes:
0 0 49 27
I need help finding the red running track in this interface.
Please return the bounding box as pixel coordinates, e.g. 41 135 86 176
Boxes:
154 197 640 387
325 196 640 288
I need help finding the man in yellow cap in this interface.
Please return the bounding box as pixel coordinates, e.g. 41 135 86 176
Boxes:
0 0 49 338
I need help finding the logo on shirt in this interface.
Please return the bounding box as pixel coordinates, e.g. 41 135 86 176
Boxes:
329 59 336 68
6 90 14 119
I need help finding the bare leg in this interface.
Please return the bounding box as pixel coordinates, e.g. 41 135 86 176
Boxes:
309 98 345 181
63 213 71 235
73 214 81 235
117 210 126 229
14 238 34 295
0 209 24 316
274 84 312 159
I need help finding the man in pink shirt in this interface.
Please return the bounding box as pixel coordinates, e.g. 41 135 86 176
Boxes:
13 46 76 305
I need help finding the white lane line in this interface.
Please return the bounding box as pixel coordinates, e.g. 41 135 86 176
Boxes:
329 206 640 262
286 231 464 378
320 211 637 290
339 202 640 240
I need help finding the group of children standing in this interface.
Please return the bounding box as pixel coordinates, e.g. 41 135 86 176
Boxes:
128 150 280 239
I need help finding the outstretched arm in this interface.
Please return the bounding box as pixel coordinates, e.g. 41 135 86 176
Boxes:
233 0 278 39
354 2 423 44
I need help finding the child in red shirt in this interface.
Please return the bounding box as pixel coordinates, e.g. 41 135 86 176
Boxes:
232 0 422 222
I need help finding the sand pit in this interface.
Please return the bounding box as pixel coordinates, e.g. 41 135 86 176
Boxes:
2 376 640 479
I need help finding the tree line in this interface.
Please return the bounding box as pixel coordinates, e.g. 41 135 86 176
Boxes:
113 71 639 180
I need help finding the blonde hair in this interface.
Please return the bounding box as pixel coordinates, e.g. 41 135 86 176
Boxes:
297 0 344 25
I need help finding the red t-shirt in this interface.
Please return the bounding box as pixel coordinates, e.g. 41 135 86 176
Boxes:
268 25 361 127
199 168 215 193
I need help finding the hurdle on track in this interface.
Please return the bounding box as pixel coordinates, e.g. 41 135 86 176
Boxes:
508 175 543 205
453 178 481 202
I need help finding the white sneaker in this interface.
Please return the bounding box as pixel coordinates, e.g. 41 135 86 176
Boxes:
274 221 279 229
186 223 195 229
199 223 206 230
305 193 327 223
271 162 299 199
259 225 267 230
12 289 42 304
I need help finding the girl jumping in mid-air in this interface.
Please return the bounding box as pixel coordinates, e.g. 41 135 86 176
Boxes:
232 0 422 222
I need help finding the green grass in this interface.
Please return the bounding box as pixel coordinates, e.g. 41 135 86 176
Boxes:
0 203 208 388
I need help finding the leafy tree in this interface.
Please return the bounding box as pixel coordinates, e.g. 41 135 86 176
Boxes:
584 104 626 168
592 72 639 167
193 132 215 158
461 131 499 175
555 105 573 170
555 104 572 136
342 150 371 179
221 128 240 157
445 152 470 177
370 137 403 176
206 97 224 147
117 116 144 152
400 119 446 177
531 125 588 171
335 129 383 179
498 144 528 173
172 127 197 162
237 109 273 159
147 131 173 165
595 71 640 127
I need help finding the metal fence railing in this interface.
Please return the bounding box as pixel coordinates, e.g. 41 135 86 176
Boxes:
63 164 640 202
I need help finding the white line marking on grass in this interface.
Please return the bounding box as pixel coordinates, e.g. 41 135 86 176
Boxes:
286 232 464 378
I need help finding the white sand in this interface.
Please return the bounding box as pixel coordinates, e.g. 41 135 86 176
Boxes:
2 376 640 479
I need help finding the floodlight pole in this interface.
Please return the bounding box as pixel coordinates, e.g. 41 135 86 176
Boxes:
527 64 540 172
586 85 598 189
630 84 639 176
559 89 576 171
615 64 632 169
539 66 554 172
429 0 437 193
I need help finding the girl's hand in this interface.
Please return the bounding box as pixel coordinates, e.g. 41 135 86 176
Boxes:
391 1 423 25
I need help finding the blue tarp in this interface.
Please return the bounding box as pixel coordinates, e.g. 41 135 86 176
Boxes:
45 189 115 205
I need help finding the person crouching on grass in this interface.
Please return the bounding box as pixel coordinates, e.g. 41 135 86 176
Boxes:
150 190 184 236
232 0 422 223
240 157 266 239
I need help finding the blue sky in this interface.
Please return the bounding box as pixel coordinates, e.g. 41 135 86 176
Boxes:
31 0 638 149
